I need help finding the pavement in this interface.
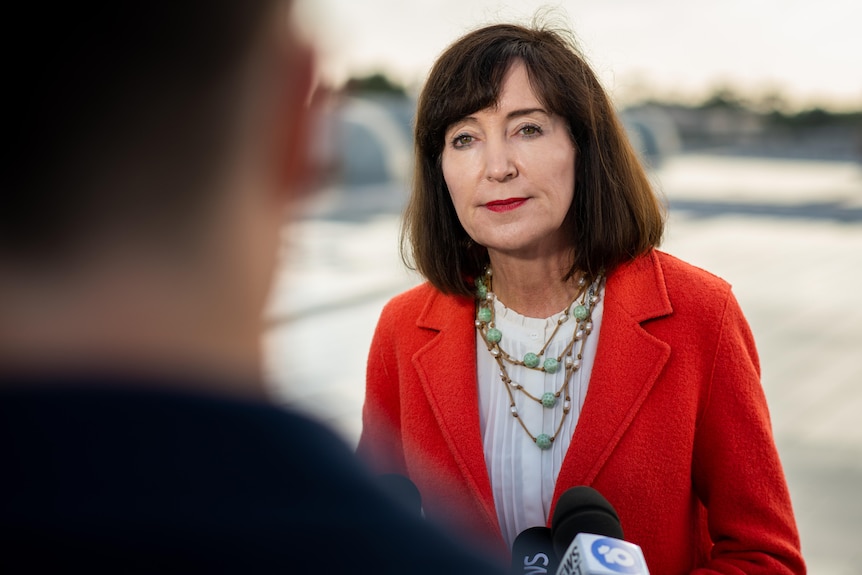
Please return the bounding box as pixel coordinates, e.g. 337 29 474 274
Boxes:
264 153 862 575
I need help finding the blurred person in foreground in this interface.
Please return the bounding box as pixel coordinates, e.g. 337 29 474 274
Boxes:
358 23 805 574
0 3 505 573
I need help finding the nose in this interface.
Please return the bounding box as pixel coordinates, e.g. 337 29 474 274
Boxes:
483 139 517 182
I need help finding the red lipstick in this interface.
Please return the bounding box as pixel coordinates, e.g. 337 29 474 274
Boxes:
485 197 527 213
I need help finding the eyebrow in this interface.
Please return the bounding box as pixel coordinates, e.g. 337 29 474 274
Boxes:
453 107 550 128
505 107 548 120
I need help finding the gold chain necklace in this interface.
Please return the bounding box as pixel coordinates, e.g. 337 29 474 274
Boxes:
475 268 602 450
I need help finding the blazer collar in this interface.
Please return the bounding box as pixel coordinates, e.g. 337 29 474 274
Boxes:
413 288 502 538
551 250 673 512
412 250 674 533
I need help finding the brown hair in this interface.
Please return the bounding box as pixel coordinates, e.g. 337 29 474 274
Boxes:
402 23 665 296
4 1 283 262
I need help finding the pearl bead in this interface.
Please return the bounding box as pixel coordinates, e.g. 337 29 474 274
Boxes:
471 270 605 451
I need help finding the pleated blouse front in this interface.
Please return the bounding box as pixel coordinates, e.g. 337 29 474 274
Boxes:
476 291 605 547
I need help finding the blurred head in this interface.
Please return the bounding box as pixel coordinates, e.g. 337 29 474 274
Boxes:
5 1 311 261
404 23 665 296
1 2 314 387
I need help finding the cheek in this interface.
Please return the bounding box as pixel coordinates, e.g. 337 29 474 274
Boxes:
442 156 467 209
545 149 576 206
441 163 479 237
561 163 576 204
445 183 470 230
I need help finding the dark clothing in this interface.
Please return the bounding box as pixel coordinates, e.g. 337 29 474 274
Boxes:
0 378 504 574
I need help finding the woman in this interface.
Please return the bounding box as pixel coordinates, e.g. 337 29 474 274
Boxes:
357 23 804 574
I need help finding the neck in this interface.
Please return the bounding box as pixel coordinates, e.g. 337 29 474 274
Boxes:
0 256 269 400
487 250 581 318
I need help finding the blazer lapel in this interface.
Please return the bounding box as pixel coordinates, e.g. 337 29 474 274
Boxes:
553 251 673 504
411 289 500 536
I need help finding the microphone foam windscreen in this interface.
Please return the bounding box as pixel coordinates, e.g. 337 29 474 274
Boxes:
511 526 557 575
551 486 624 557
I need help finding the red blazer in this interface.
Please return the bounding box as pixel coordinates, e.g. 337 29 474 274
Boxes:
358 250 805 574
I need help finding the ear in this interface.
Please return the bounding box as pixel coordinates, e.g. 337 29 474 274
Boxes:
271 43 316 202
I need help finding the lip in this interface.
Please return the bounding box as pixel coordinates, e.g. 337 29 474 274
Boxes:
484 197 528 213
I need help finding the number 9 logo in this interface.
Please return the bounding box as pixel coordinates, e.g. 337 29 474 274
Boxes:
590 538 640 574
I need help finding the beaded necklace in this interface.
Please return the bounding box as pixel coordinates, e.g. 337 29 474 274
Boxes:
475 268 602 450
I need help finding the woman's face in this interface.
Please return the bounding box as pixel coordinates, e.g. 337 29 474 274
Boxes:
442 61 576 261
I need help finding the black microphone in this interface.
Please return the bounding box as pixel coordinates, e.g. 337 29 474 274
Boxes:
376 474 423 518
550 486 623 558
510 526 558 575
551 486 649 575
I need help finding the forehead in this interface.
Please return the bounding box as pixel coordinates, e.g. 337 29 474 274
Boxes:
458 61 544 123
495 62 542 109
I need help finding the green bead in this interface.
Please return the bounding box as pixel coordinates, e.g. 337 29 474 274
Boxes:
573 304 588 320
541 392 557 408
477 284 488 300
486 328 502 343
543 357 560 374
477 307 492 323
523 352 540 368
536 434 552 450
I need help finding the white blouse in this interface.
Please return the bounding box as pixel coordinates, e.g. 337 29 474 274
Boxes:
476 289 604 548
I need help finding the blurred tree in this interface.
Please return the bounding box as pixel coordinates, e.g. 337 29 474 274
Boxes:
752 90 789 115
344 73 408 97
700 86 746 110
768 107 862 130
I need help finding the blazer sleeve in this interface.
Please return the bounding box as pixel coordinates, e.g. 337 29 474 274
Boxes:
356 302 409 474
690 290 805 574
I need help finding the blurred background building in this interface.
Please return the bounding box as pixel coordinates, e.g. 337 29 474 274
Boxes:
269 2 861 573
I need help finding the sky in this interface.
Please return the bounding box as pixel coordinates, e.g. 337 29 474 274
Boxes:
294 0 862 111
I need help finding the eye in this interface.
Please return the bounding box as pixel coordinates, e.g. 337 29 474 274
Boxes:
519 124 543 137
451 133 474 148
